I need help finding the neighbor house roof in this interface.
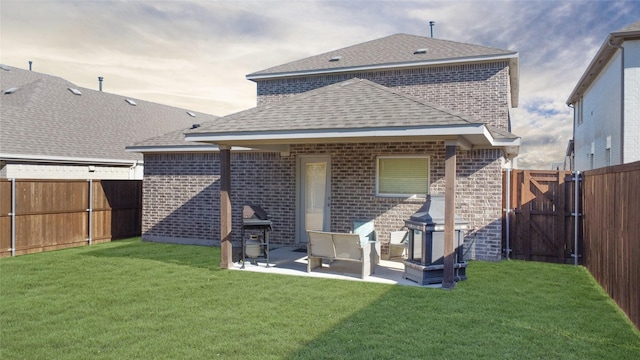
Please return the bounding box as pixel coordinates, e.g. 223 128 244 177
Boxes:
125 126 219 153
186 78 520 158
0 65 217 165
247 33 519 107
125 123 255 153
567 20 640 105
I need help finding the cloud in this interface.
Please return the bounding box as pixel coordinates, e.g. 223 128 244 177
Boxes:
2 0 639 169
511 102 574 169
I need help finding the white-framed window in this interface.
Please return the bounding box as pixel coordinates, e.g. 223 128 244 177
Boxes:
576 100 583 126
376 156 430 197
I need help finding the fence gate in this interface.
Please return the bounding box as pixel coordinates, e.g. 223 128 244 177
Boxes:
503 170 576 263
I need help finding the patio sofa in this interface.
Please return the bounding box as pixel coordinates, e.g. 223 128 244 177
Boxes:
306 230 378 279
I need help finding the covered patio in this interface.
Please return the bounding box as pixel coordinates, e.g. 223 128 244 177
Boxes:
185 79 520 287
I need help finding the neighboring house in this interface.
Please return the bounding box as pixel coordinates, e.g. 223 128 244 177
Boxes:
564 139 575 171
128 33 520 261
566 20 640 171
0 65 217 180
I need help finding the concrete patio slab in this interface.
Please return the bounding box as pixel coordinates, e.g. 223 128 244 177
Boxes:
230 246 440 288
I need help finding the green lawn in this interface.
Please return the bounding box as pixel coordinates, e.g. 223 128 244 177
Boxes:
1 238 638 359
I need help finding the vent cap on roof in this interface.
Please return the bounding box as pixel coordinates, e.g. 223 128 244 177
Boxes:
187 111 196 117
414 48 428 54
3 87 19 94
329 55 342 62
68 88 82 95
125 99 137 106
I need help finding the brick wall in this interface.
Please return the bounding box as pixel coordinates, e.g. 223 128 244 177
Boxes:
256 62 512 130
230 152 296 246
291 142 504 261
142 143 504 261
141 152 295 246
142 153 218 245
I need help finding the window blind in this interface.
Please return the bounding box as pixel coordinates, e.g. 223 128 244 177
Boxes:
378 157 429 195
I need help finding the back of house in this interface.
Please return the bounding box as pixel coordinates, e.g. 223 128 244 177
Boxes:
133 32 520 261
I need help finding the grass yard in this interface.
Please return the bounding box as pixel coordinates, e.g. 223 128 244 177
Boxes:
1 238 638 359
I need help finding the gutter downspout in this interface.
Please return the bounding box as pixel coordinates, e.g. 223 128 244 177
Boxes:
568 103 575 171
608 40 624 164
573 171 580 266
505 168 511 260
10 178 16 257
129 160 139 179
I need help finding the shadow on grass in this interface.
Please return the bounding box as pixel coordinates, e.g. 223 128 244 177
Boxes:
82 238 222 271
283 261 640 360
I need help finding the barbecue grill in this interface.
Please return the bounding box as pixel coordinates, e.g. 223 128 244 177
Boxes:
241 204 272 268
403 195 468 285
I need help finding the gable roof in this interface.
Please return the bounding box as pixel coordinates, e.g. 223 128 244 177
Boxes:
567 20 640 105
0 65 218 164
246 33 519 107
248 33 516 78
192 78 484 132
186 78 519 157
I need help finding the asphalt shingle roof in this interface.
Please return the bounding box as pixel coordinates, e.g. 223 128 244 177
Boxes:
614 20 640 33
190 77 518 141
129 123 217 148
247 33 516 78
0 65 218 162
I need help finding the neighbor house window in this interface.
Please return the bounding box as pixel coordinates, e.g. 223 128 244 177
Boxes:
576 100 583 126
376 156 430 197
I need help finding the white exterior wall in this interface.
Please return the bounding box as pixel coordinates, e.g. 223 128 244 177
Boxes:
1 163 143 180
624 40 640 163
574 39 640 170
574 50 622 170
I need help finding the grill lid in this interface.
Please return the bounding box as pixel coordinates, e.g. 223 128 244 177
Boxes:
408 195 468 227
243 204 268 220
242 204 272 228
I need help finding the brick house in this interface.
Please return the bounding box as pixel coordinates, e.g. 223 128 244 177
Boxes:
128 34 520 263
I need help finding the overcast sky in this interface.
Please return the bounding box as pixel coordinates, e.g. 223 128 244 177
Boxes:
1 0 638 168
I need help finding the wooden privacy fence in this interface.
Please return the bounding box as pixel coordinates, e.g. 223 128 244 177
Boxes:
0 179 142 257
503 163 639 329
503 170 577 263
581 162 639 330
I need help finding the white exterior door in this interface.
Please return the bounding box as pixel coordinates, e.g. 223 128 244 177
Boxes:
297 155 331 243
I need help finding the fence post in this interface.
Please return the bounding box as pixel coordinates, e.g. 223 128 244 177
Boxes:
556 171 567 262
87 179 93 245
10 178 16 257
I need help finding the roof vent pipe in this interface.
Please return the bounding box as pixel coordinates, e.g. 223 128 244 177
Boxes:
429 21 435 38
29 61 32 71
98 77 103 91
